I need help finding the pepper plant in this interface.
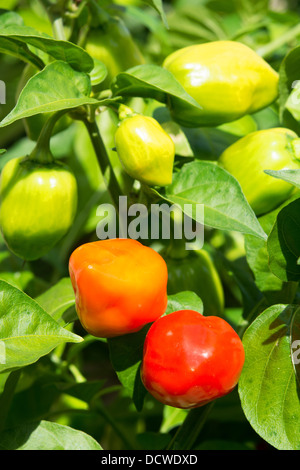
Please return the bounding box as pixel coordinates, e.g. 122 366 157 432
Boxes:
0 0 300 452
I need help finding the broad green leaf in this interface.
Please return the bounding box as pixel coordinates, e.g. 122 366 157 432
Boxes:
0 61 109 127
0 420 102 450
239 304 300 450
265 169 300 189
89 59 107 87
164 291 203 315
160 161 267 240
108 291 203 411
245 195 299 304
285 80 300 121
160 406 188 434
108 325 149 412
0 36 43 69
0 280 82 373
111 64 202 114
267 198 300 282
290 308 300 385
35 277 76 324
0 10 94 73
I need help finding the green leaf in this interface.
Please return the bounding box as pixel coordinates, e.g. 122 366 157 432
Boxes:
108 291 203 411
35 277 76 324
0 10 94 73
142 0 168 27
278 45 300 132
164 291 203 315
0 280 82 373
0 420 102 450
267 197 300 282
290 307 300 386
285 80 300 122
0 61 101 127
238 304 300 450
245 195 299 304
160 161 267 240
0 36 44 69
265 169 300 189
111 64 202 114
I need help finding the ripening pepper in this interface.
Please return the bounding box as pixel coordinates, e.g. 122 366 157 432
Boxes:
115 107 175 186
218 127 300 216
85 16 144 87
0 156 78 260
163 41 279 127
141 309 245 409
164 248 224 317
69 238 168 338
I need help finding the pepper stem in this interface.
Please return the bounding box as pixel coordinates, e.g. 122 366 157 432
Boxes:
29 111 66 164
292 138 300 161
118 104 137 122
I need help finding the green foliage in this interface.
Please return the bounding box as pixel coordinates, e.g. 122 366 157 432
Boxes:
0 0 299 452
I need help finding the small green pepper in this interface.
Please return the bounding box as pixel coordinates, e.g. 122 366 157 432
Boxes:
218 127 300 216
0 113 78 261
115 106 175 186
0 157 78 261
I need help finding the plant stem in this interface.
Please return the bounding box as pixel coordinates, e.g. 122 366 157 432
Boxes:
256 23 300 58
29 111 67 164
166 402 214 450
52 17 67 41
83 117 123 211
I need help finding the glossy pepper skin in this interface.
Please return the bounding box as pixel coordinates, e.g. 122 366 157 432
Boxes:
165 249 224 317
85 17 144 87
69 239 168 338
219 127 300 216
0 157 78 261
115 112 175 186
141 310 245 409
163 41 279 127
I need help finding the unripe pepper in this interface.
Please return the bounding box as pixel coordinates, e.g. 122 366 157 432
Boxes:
163 41 279 127
0 157 78 261
69 239 168 338
85 16 144 87
164 248 224 317
115 106 175 186
0 112 77 261
218 127 300 216
141 309 245 409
